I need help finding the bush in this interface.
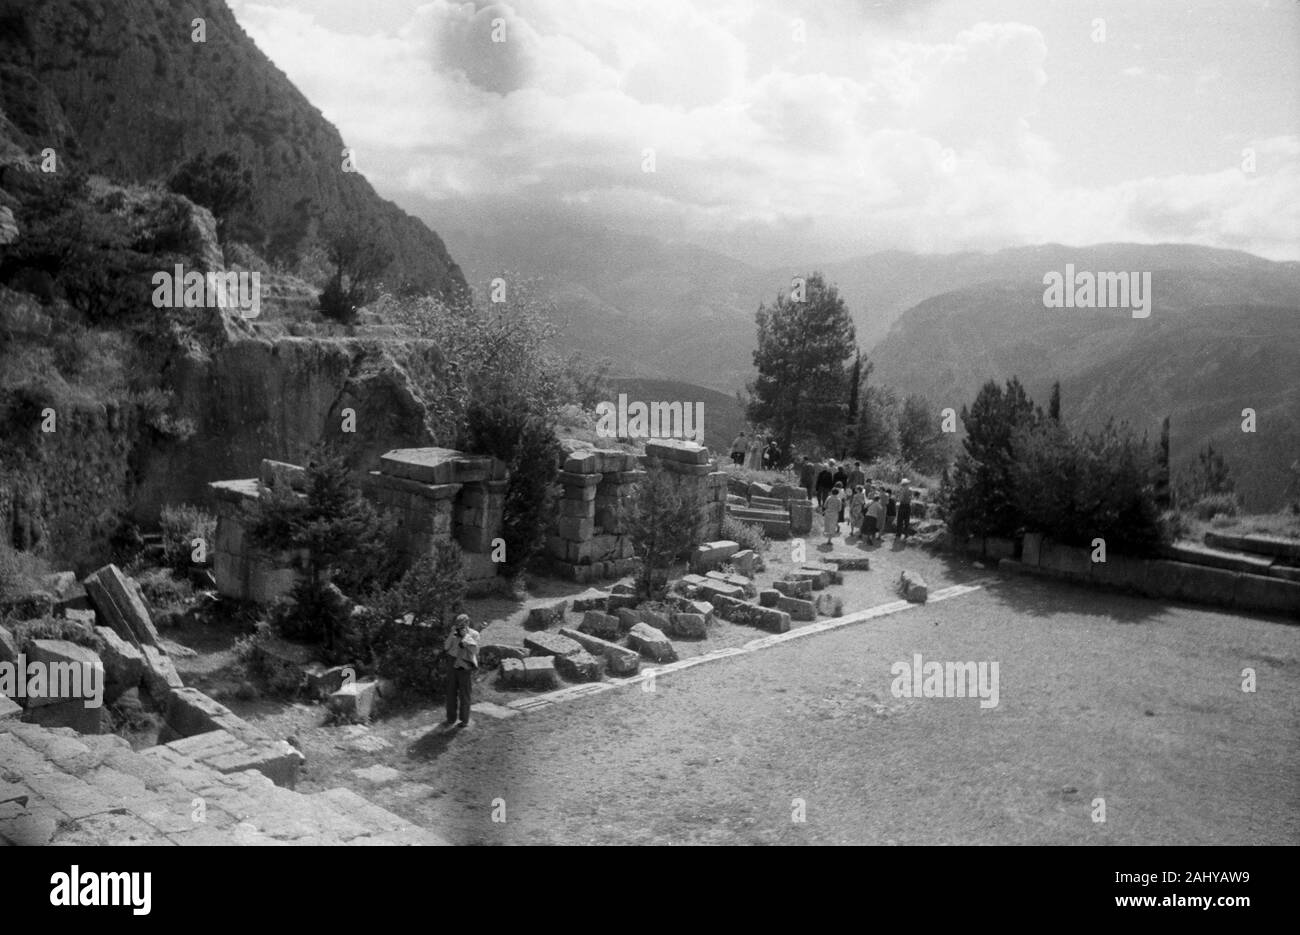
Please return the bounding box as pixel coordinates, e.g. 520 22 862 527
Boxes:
234 621 307 698
621 462 705 598
1011 419 1164 552
133 568 194 620
360 543 467 698
11 616 106 656
721 514 768 555
159 503 217 570
1192 493 1239 521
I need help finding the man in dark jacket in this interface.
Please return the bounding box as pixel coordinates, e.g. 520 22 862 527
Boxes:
815 461 834 508
799 456 818 502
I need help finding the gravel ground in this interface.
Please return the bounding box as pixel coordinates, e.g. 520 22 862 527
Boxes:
200 540 1299 845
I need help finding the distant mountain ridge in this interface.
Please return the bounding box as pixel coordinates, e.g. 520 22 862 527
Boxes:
0 0 465 298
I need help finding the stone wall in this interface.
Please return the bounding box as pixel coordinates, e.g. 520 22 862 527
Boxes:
543 439 728 584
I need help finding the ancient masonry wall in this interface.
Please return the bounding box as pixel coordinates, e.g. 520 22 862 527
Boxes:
210 449 509 602
544 440 728 584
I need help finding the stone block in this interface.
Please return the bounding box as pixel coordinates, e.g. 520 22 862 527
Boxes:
500 656 558 689
0 696 20 720
827 556 870 572
801 562 844 585
898 570 928 603
579 611 621 641
773 578 812 599
705 569 757 597
559 498 597 518
645 440 709 464
1039 540 1091 579
668 613 708 639
22 699 107 734
814 593 844 617
478 644 526 669
777 595 815 621
699 581 745 603
24 640 103 709
558 470 602 487
329 681 379 721
563 484 599 502
83 564 161 648
0 624 17 665
524 631 586 659
526 601 568 631
1233 572 1300 617
628 622 677 663
659 460 713 476
563 451 601 474
555 650 602 683
759 589 780 607
570 592 609 612
93 627 144 703
140 644 184 699
559 628 640 676
751 606 792 633
730 549 758 577
615 608 642 633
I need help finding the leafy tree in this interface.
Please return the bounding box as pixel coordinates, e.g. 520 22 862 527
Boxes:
621 461 704 598
946 377 1039 537
1174 440 1234 506
855 384 900 461
898 393 948 473
747 272 857 452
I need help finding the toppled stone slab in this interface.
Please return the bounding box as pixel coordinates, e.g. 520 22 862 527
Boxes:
669 597 715 624
140 644 184 698
802 562 844 585
826 556 870 572
559 627 641 676
524 632 602 682
645 439 709 464
898 570 928 603
628 622 678 663
705 570 757 597
777 595 816 621
94 627 144 702
0 696 20 720
157 729 302 789
0 624 19 665
759 589 780 607
773 578 812 599
500 656 558 689
478 644 526 669
751 606 792 633
83 564 161 648
22 699 107 734
668 613 708 639
786 569 827 591
526 601 567 630
570 591 610 613
579 611 621 641
690 541 740 573
606 593 639 612
699 581 745 603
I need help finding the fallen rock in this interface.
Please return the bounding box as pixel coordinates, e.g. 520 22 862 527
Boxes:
814 593 844 617
614 608 642 633
579 611 621 641
628 622 677 663
0 624 17 665
559 627 641 676
801 562 844 585
478 644 526 670
758 589 780 607
777 595 816 621
500 656 558 689
526 601 567 631
689 540 740 573
730 549 759 577
668 613 708 639
773 578 812 599
524 631 602 682
827 556 871 572
24 640 103 708
705 570 757 598
751 606 792 633
93 627 144 702
83 564 161 648
898 570 928 603
140 643 184 699
329 680 379 721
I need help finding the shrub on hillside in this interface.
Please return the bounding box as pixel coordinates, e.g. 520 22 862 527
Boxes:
1191 493 1239 521
11 616 106 656
159 503 216 570
721 514 768 555
0 540 52 602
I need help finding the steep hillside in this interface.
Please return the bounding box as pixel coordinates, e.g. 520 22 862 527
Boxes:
0 0 465 298
871 259 1300 510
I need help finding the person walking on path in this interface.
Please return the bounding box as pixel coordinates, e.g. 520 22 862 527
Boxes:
730 432 747 466
848 461 865 490
884 488 896 530
823 484 844 545
746 435 763 471
815 461 834 508
764 439 780 470
799 456 818 502
832 463 848 520
442 614 480 728
895 480 913 542
849 485 866 539
864 494 884 544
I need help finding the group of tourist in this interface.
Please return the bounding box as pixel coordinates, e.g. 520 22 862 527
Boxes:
795 455 913 546
729 431 783 470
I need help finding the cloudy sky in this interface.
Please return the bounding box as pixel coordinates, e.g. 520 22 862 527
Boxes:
228 0 1300 265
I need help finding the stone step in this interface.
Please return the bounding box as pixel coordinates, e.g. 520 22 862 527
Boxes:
1161 542 1273 574
0 718 447 846
1204 531 1300 564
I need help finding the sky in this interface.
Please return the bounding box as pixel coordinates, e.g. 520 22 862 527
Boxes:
227 0 1300 266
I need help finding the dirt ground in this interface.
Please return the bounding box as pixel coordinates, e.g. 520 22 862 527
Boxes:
170 530 1300 845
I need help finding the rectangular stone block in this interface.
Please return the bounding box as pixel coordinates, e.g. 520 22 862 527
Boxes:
83 564 161 648
558 470 602 487
751 606 792 633
773 578 812 599
777 595 816 621
645 440 709 464
1039 540 1092 579
689 540 740 573
559 627 640 675
24 640 103 709
628 622 677 663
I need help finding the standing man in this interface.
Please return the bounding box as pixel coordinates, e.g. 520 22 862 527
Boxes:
896 480 913 542
799 456 818 502
815 460 834 508
442 614 480 728
730 432 748 466
848 460 865 490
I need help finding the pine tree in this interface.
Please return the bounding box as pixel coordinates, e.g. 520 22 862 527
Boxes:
946 377 1039 537
1048 381 1061 422
1155 415 1171 509
746 272 857 453
621 462 704 598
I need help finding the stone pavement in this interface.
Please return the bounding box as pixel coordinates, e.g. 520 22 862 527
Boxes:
0 720 449 846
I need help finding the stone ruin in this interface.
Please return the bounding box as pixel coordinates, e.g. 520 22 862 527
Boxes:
209 437 731 599
544 439 729 584
211 448 509 602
